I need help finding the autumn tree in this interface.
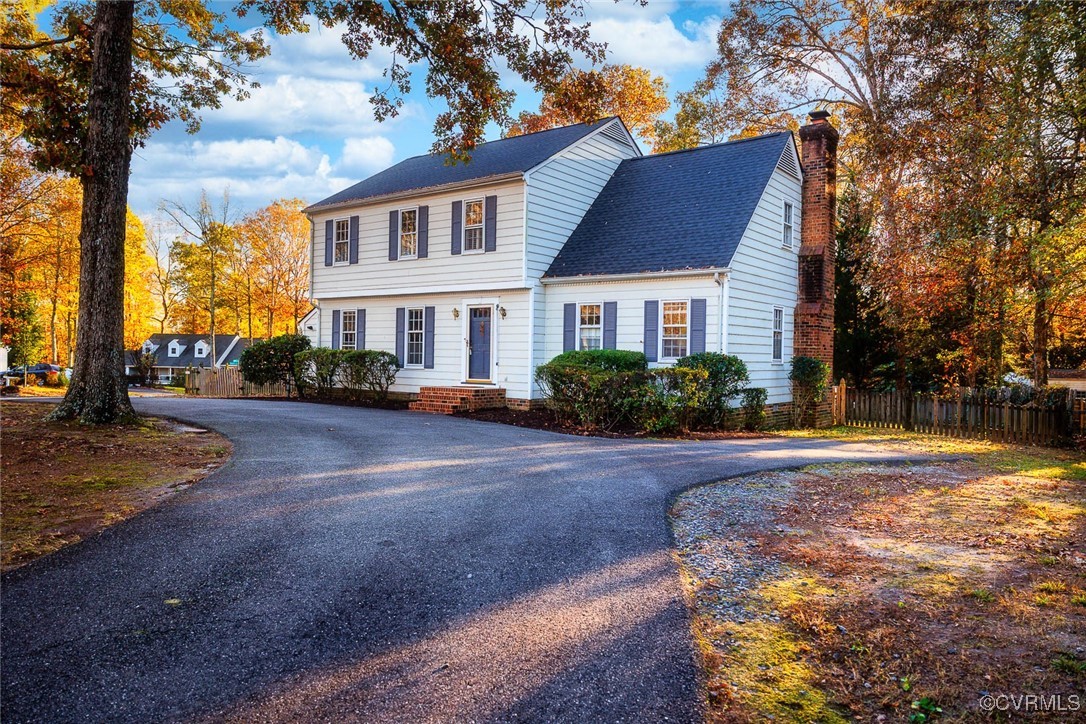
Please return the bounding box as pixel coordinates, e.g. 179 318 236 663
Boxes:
237 198 312 337
505 64 669 144
146 222 181 334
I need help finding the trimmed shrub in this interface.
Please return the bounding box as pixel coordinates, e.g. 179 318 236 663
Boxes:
535 362 649 430
295 348 348 398
547 349 648 373
341 350 400 402
240 334 312 397
741 387 768 431
790 355 831 427
676 352 749 428
637 367 710 434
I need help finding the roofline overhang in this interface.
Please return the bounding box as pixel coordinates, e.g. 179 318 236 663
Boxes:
541 267 731 285
304 172 524 215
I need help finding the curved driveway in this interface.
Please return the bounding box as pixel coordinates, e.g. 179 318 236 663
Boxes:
2 398 912 722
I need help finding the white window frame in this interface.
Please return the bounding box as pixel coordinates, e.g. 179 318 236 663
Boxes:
168 341 182 358
577 302 603 351
659 299 690 362
333 217 350 265
782 202 794 249
341 310 357 351
462 198 485 254
405 306 425 368
399 207 418 260
772 306 784 363
194 341 208 359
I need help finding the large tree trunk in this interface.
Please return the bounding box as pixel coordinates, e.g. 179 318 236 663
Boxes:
48 1 135 423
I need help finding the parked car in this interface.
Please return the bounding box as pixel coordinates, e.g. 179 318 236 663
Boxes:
1 363 62 385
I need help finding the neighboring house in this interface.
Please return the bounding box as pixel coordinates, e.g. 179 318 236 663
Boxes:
125 334 253 380
1050 369 1086 393
302 112 838 412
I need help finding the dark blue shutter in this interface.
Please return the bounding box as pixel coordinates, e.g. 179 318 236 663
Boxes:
395 308 405 367
690 299 707 355
349 215 359 264
484 195 497 252
324 220 333 266
423 306 435 369
563 303 576 352
357 309 366 350
388 210 399 261
331 309 341 349
451 200 462 255
603 301 617 350
417 205 429 258
643 300 659 362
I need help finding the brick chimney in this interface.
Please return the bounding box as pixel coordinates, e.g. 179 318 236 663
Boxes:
795 110 839 426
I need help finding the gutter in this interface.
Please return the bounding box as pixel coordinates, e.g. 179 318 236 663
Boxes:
303 172 524 215
541 267 731 285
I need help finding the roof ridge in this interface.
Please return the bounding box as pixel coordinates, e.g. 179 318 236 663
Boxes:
631 131 790 162
400 118 609 162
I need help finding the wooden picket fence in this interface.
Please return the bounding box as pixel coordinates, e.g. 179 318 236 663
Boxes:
831 381 1083 446
185 367 290 398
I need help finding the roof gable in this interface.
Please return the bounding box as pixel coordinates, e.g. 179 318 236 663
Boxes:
309 119 616 210
544 132 792 278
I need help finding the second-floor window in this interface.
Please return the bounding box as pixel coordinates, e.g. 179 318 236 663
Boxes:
341 310 357 350
406 307 425 366
400 208 418 258
782 202 793 249
334 218 350 263
579 304 602 350
662 301 689 359
464 199 484 252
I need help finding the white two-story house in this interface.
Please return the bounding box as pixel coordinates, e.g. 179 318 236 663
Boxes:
301 112 839 412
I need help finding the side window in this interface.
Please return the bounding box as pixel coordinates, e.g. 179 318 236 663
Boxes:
406 307 424 366
661 301 689 360
341 310 357 350
772 306 784 362
782 202 793 249
578 303 602 351
463 199 484 252
400 209 418 258
334 218 350 263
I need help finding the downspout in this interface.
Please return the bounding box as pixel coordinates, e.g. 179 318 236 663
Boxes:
714 272 729 354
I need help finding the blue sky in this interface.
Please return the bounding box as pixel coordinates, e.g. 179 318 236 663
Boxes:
128 1 728 221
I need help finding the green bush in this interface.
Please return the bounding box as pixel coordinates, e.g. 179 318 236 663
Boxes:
676 352 749 428
740 387 768 431
240 334 312 397
535 362 648 430
790 355 831 427
547 349 648 372
341 350 400 402
637 367 709 434
295 348 348 398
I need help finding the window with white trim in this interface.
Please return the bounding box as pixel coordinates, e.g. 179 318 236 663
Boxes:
334 218 350 263
168 341 182 358
463 199 484 252
578 303 602 351
406 307 424 367
772 306 784 362
194 341 208 358
399 208 418 258
782 202 793 248
661 301 689 359
341 310 357 350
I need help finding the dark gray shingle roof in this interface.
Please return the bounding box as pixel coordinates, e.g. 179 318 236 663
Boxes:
309 119 615 209
127 334 245 368
545 132 792 278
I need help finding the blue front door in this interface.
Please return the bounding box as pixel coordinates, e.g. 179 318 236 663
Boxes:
468 307 492 380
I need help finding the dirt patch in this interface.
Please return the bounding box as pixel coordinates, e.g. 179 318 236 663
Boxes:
457 406 770 440
1 402 231 571
672 455 1085 722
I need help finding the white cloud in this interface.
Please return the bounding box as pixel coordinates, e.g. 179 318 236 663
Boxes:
584 14 721 76
338 137 396 175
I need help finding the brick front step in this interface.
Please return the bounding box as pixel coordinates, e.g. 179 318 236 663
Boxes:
409 386 506 414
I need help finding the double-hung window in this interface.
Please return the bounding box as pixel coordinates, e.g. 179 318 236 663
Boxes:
782 202 794 249
399 208 418 258
406 307 425 367
578 303 602 350
341 310 357 350
334 218 350 263
772 306 784 362
661 301 689 359
463 199 484 252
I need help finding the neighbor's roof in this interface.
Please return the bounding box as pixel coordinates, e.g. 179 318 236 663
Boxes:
127 334 245 368
1050 369 1086 379
545 132 793 278
308 118 617 210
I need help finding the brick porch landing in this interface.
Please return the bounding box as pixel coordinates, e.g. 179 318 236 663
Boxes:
409 386 507 414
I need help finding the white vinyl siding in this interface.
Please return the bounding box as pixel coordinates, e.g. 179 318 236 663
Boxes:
341 310 357 350
463 198 484 252
578 303 602 351
334 218 350 264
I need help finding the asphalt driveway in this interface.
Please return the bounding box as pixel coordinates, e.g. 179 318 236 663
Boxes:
2 398 912 722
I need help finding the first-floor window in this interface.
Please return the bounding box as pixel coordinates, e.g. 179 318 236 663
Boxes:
334 218 350 263
463 199 484 252
406 307 424 366
341 310 357 350
400 208 418 258
579 303 602 350
662 301 689 359
772 306 784 362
